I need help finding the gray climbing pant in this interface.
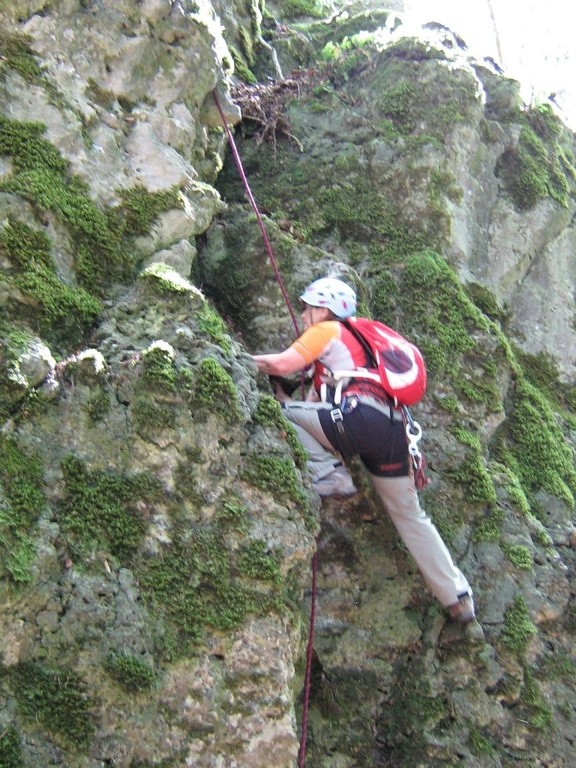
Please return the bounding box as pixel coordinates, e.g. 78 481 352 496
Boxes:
370 474 471 607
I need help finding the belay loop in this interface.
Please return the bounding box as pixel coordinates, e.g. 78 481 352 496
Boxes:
402 406 431 491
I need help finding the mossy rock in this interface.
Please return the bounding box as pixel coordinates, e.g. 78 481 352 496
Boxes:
9 661 96 750
0 436 46 583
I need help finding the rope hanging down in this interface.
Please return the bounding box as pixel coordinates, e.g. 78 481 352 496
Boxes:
212 88 317 767
297 550 317 768
211 90 301 338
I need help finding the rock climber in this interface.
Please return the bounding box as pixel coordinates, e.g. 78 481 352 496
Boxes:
251 276 476 625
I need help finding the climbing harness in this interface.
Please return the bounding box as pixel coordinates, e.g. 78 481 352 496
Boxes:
212 88 316 767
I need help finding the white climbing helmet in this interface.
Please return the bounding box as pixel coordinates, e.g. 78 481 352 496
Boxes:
300 277 357 319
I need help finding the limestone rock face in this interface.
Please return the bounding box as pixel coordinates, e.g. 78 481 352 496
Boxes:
1 2 576 768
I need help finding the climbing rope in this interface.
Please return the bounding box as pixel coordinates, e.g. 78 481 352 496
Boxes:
212 88 317 766
298 551 317 768
211 90 301 338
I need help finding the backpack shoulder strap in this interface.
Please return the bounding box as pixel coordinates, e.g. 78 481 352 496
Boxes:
341 318 378 368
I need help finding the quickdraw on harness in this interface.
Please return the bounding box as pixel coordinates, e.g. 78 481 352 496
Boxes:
402 406 430 491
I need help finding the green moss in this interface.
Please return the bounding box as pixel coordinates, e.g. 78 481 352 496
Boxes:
139 263 205 298
502 543 533 570
380 659 448 762
86 78 117 109
540 653 576 684
372 252 499 391
516 349 574 412
134 394 177 432
136 522 282 659
371 57 477 141
237 539 282 582
382 38 447 63
458 375 502 405
172 457 204 508
0 725 23 768
428 168 463 207
521 667 553 730
501 594 537 653
467 724 496 758
320 34 375 83
0 31 67 112
253 393 286 427
197 301 233 353
242 453 309 510
474 503 505 542
132 397 177 433
0 116 183 302
371 251 517 423
141 342 178 391
415 494 462 549
214 494 250 533
497 106 576 210
0 31 43 82
433 393 460 414
0 217 101 343
449 427 497 504
320 32 374 64
191 358 242 423
117 184 180 237
465 283 508 323
0 161 125 293
509 378 576 507
103 652 156 692
531 524 553 549
283 0 327 18
0 438 45 524
253 394 309 467
85 385 111 424
10 661 96 750
451 450 497 502
238 25 257 68
319 180 430 258
229 45 257 84
377 80 417 132
0 436 45 583
0 111 69 172
58 455 163 560
489 462 531 517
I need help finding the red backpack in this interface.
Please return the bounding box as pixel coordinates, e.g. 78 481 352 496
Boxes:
337 317 427 407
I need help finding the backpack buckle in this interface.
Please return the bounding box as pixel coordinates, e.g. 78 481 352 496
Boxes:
330 407 345 433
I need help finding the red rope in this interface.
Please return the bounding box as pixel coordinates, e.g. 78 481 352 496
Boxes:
212 89 317 765
211 90 301 338
298 550 317 767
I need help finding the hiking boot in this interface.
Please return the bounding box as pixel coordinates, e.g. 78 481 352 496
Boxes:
448 593 476 625
313 466 357 498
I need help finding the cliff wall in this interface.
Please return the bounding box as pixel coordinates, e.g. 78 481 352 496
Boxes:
1 2 575 767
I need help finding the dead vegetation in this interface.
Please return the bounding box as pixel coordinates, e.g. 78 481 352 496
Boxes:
231 68 323 150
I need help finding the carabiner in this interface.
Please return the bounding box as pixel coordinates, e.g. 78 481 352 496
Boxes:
405 419 423 457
